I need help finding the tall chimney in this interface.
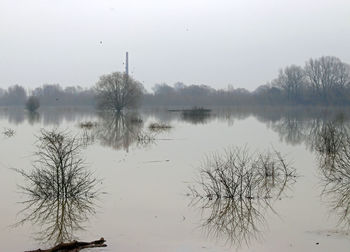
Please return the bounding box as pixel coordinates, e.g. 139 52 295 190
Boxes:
125 52 129 76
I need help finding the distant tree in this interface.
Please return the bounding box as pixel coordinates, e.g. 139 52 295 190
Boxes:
26 96 40 112
95 72 144 112
3 85 27 105
275 65 305 101
0 88 5 97
173 82 186 90
254 84 283 105
305 56 350 101
152 83 175 95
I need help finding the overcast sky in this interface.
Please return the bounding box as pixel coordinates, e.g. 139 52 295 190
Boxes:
1 0 350 91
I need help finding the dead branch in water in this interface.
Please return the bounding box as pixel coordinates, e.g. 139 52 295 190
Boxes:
25 238 107 252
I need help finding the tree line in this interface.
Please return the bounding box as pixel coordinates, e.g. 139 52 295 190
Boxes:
146 56 350 106
1 56 349 109
0 84 95 107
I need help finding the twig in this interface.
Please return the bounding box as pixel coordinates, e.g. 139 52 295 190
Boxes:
25 238 107 252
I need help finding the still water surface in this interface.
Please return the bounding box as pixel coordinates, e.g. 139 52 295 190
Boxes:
0 107 350 252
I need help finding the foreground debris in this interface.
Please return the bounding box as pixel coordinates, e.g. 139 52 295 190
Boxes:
25 238 107 252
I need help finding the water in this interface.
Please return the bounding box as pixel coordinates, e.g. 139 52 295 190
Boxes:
1 106 350 252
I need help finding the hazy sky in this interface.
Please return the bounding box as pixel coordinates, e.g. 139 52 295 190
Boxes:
1 0 350 91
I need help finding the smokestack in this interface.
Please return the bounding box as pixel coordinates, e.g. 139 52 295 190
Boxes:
125 52 129 76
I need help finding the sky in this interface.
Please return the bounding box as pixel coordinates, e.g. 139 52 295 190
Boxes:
1 0 350 91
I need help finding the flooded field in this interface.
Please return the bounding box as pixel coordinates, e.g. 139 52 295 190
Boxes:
1 106 350 252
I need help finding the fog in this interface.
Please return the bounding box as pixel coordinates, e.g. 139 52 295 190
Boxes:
1 0 350 91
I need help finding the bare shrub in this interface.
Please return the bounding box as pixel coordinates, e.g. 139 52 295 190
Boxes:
13 129 100 245
79 121 97 129
190 147 295 200
3 127 15 137
188 146 296 247
316 121 350 229
148 122 172 132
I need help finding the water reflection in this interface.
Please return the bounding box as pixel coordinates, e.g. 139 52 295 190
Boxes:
188 147 296 248
0 106 349 127
3 106 350 151
265 109 350 148
315 119 350 229
0 107 96 125
195 197 266 247
94 111 154 151
27 111 40 125
14 130 99 246
180 109 212 125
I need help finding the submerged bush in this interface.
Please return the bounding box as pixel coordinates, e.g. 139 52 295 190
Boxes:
79 121 97 129
3 127 15 137
189 147 296 200
188 146 296 247
14 129 100 244
148 122 172 132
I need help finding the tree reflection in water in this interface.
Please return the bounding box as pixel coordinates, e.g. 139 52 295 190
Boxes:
192 197 268 247
188 147 296 248
180 109 212 125
316 119 350 229
94 111 155 151
27 111 40 125
14 130 100 246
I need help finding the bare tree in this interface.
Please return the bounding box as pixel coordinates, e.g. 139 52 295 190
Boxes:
275 65 305 101
95 72 144 112
305 56 350 100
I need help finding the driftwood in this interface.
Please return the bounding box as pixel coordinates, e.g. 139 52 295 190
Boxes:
25 238 107 252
